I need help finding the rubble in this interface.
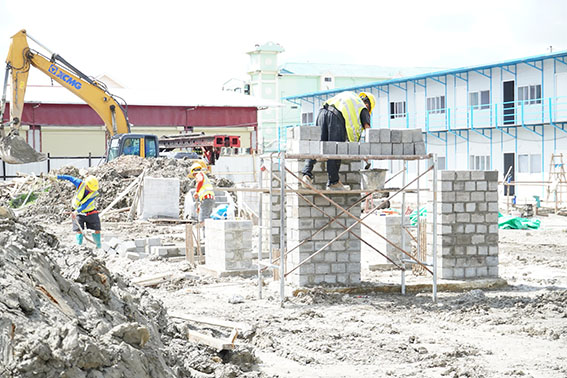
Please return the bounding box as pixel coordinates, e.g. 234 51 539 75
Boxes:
3 155 234 223
0 210 262 377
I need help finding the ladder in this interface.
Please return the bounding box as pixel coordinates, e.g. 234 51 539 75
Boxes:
546 153 567 212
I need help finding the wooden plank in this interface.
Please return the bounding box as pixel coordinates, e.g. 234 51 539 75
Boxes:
100 169 146 219
170 312 252 332
186 329 235 352
185 223 195 265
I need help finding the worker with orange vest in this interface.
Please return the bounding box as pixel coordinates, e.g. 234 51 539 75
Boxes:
55 175 102 248
188 161 215 226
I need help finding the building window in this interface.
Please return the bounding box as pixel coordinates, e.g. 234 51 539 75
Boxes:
301 112 314 125
518 84 542 105
390 101 406 119
470 155 490 170
427 96 446 114
519 153 542 173
469 90 490 110
324 77 332 82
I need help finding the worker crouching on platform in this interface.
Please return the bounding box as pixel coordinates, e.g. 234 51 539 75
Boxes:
302 91 375 190
53 174 102 248
188 161 215 234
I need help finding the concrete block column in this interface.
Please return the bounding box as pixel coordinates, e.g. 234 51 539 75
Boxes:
204 220 253 273
437 170 499 279
286 161 362 286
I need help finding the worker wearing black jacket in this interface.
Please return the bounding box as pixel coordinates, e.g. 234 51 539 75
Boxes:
301 91 375 190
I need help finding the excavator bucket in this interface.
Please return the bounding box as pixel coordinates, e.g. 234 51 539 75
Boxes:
0 132 46 164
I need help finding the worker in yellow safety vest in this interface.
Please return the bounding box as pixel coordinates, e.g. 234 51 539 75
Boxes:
188 161 215 227
301 91 375 190
52 174 102 248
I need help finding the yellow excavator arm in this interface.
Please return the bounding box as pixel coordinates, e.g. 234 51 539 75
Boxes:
0 29 131 163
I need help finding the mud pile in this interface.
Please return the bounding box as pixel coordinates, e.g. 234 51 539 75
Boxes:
0 209 261 378
19 155 233 222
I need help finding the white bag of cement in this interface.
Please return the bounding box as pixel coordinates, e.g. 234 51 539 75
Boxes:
138 177 180 220
183 190 198 220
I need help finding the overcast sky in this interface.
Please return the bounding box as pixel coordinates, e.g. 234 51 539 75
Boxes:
1 0 566 94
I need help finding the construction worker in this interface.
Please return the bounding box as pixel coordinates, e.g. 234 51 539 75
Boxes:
302 91 375 190
54 175 102 248
188 161 215 230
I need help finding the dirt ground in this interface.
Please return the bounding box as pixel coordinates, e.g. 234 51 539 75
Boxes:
41 211 567 378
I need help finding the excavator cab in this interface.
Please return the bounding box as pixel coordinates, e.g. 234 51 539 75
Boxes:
106 134 159 162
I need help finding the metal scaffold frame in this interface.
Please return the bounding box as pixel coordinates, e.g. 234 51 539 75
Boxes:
256 152 439 307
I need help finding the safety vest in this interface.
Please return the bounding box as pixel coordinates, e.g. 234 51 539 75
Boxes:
197 173 215 201
72 182 98 213
325 92 366 142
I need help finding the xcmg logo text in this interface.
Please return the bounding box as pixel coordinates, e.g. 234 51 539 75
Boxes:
48 64 82 90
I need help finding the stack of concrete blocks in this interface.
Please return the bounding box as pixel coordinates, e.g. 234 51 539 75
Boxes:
260 159 285 253
204 219 254 275
360 214 411 270
285 158 362 286
437 170 499 279
285 126 426 156
138 177 180 220
102 236 163 260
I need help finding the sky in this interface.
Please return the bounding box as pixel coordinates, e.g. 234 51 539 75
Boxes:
1 0 566 94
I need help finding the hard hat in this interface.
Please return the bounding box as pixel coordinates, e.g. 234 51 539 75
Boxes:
85 176 99 192
188 162 205 178
359 92 376 114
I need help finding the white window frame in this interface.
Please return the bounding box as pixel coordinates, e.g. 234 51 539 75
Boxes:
469 154 490 170
518 153 542 173
518 84 542 105
390 101 406 119
427 95 446 114
469 90 490 110
301 112 314 125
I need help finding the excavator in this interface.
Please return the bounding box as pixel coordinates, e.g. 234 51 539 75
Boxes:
0 30 240 165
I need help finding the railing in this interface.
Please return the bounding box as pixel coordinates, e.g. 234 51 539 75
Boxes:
0 153 105 180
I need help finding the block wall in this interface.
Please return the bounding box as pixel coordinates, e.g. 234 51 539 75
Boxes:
438 170 499 279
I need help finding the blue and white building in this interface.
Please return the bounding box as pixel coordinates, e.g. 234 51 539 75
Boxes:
283 51 567 201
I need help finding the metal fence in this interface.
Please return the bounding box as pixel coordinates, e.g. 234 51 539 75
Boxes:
0 153 105 180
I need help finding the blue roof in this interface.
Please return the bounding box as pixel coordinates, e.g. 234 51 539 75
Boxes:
283 50 567 100
278 62 439 79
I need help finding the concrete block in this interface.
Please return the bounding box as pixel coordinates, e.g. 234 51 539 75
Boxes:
126 252 148 261
379 129 391 143
117 241 137 255
309 141 320 154
401 130 413 143
134 239 146 248
139 177 180 220
309 126 320 141
414 141 426 155
410 129 424 142
321 141 337 155
295 126 313 140
403 143 414 155
366 129 381 142
391 129 402 143
348 142 360 155
381 143 392 155
147 237 161 247
359 142 371 155
370 143 381 155
392 143 403 155
337 142 348 154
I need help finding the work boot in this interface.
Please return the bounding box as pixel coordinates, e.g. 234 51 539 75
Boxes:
76 233 84 245
301 175 313 189
326 182 351 191
92 233 102 249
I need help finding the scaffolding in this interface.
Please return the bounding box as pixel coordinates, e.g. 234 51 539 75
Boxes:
256 152 439 306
